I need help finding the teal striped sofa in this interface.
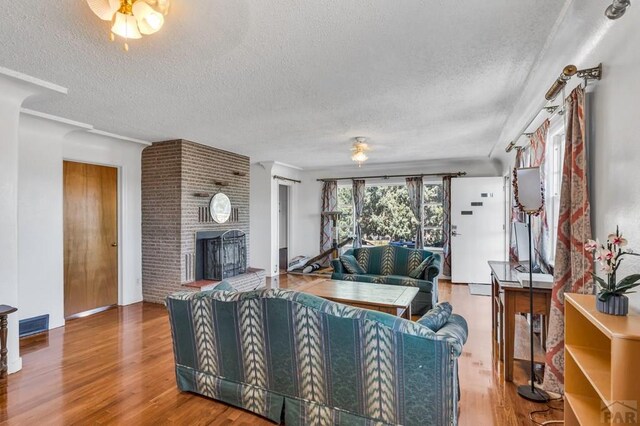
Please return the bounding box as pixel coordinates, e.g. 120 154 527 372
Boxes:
331 246 441 315
166 283 467 425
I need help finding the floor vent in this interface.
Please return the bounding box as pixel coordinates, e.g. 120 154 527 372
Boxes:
19 314 49 338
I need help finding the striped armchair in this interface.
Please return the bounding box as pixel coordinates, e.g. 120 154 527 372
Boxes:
332 245 441 314
166 284 467 425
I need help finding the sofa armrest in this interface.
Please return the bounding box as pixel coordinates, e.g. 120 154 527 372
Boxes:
423 253 441 282
434 314 468 357
423 254 441 307
331 258 344 274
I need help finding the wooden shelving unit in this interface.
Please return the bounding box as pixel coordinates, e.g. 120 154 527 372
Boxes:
564 293 640 425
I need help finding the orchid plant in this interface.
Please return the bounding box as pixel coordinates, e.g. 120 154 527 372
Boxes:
585 227 640 302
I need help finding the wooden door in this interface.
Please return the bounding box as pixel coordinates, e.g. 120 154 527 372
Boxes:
64 161 118 318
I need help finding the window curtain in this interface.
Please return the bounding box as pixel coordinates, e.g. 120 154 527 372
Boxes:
442 176 452 277
543 86 594 394
509 148 527 261
351 179 366 248
405 177 424 249
529 119 551 272
320 180 338 265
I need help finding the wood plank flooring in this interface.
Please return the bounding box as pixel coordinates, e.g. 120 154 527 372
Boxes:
1 276 562 425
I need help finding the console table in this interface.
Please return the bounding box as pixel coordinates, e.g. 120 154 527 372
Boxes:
489 261 552 382
0 305 17 379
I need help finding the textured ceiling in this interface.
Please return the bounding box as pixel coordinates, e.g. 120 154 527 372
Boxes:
1 0 566 168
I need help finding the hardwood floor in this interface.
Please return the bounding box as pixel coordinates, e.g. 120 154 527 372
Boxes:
1 276 562 425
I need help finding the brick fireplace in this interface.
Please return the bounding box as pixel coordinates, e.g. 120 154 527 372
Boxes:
141 139 255 303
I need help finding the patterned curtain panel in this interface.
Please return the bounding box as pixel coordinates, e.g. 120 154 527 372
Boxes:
442 176 452 277
405 177 424 249
543 86 594 394
530 119 551 272
509 148 526 261
320 180 338 265
352 179 366 248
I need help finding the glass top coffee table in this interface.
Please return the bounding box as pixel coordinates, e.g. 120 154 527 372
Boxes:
296 278 419 319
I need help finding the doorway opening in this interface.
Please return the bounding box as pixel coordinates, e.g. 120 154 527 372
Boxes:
278 184 289 272
63 161 119 319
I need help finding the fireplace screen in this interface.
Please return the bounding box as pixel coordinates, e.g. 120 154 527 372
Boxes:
203 230 247 280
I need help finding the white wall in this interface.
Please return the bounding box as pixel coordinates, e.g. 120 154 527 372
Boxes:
491 2 640 311
586 8 640 313
250 161 302 276
18 115 75 330
278 185 288 249
290 157 501 260
0 81 29 375
17 115 145 330
0 69 67 374
250 163 273 274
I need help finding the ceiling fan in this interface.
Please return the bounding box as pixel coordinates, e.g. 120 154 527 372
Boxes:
87 0 171 50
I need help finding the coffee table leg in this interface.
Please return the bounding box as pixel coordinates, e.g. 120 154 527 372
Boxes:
399 304 412 320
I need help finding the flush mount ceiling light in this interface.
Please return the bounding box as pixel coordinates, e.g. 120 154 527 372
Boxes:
87 0 170 51
351 137 370 167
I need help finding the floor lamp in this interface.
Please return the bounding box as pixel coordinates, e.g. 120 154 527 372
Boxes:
513 167 550 403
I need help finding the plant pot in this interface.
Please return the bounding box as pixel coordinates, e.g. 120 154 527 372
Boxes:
596 294 629 316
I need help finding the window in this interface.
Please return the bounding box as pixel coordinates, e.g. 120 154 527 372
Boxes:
423 183 444 248
544 117 565 265
337 186 353 241
336 181 445 248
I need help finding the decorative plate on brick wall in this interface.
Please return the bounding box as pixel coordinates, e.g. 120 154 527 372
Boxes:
209 193 231 223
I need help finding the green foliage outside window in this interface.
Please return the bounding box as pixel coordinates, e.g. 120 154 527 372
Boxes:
336 183 445 247
424 184 445 248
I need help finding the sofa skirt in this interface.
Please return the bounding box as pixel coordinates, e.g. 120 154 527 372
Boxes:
176 365 284 423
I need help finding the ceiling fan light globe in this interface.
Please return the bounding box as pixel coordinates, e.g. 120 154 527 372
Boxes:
111 12 142 39
133 1 164 34
146 12 164 30
351 151 368 163
87 0 120 20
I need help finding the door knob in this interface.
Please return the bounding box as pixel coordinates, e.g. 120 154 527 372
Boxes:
111 242 118 247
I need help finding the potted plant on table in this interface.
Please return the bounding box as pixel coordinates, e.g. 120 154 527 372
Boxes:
586 227 640 316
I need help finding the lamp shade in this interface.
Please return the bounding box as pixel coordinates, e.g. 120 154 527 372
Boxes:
111 12 142 39
514 167 543 213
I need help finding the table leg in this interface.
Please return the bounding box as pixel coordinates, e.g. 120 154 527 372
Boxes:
1 315 8 379
540 315 546 351
398 306 411 319
504 292 516 382
491 275 497 358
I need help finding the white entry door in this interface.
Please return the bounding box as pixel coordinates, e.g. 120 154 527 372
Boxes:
451 177 505 284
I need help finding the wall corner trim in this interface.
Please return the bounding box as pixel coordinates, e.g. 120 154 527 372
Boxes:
21 108 93 131
0 66 68 95
89 129 152 146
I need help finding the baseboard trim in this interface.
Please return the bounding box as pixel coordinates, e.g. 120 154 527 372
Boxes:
8 356 22 375
65 305 117 320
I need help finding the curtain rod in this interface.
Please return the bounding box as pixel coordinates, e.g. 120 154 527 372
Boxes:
273 175 301 184
504 63 602 153
317 171 466 182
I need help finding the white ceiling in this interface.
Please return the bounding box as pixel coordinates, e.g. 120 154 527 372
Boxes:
1 0 568 168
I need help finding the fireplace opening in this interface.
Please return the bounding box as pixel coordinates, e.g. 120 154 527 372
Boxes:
195 230 247 281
